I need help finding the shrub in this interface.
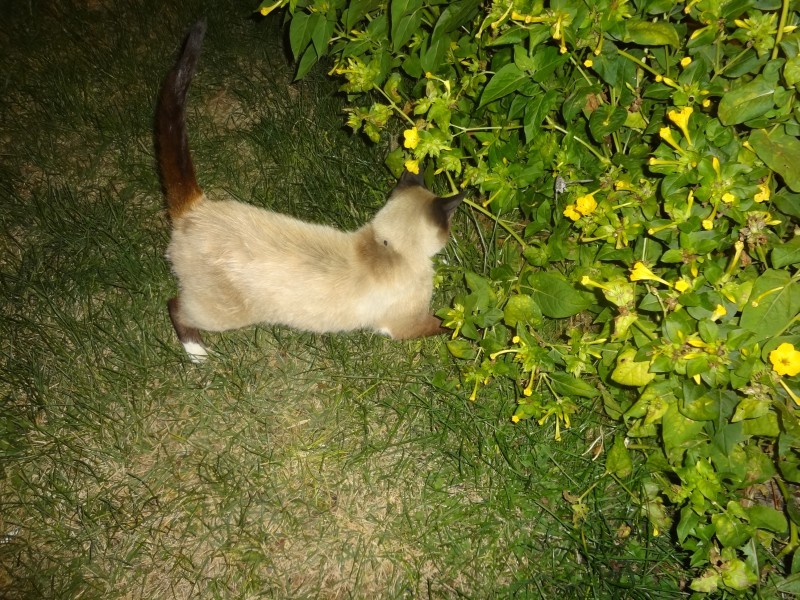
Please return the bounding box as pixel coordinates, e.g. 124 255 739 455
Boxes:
263 0 800 592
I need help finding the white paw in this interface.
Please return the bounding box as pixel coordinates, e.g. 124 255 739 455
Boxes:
182 341 209 363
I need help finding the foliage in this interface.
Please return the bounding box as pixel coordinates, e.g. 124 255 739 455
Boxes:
268 0 800 592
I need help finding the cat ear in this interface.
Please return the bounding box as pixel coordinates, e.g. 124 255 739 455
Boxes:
431 192 465 229
396 168 426 189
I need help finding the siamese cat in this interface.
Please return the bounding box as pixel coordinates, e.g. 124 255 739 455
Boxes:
156 21 464 361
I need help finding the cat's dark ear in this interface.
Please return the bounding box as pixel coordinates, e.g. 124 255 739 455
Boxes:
430 192 465 229
396 168 426 190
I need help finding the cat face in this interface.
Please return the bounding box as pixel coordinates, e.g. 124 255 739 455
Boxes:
372 172 464 258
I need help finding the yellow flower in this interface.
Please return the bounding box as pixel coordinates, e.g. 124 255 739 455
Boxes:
662 76 678 88
710 304 727 321
721 192 735 204
659 127 685 154
649 157 681 167
404 158 420 174
511 414 521 423
630 262 671 286
259 0 282 16
563 204 582 221
667 107 693 146
674 279 690 293
403 127 420 149
581 275 609 291
511 11 546 24
680 57 692 67
575 193 598 216
615 180 634 191
712 156 722 180
701 218 713 230
584 59 593 68
769 343 800 377
754 181 770 203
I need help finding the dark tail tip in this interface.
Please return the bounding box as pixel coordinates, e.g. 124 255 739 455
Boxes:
174 20 207 99
156 20 208 220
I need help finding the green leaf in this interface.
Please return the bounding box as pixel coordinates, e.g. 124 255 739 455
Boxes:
772 236 800 268
289 11 313 58
712 511 751 548
776 573 800 594
740 269 800 343
690 570 720 593
718 77 774 125
663 402 705 464
742 411 781 437
479 63 530 108
390 0 424 52
310 14 335 57
529 46 569 83
503 294 541 327
524 89 559 142
588 105 628 142
446 339 477 360
785 55 800 87
420 31 452 75
623 20 680 48
465 271 496 310
720 558 758 590
747 505 788 533
486 26 528 47
294 46 319 80
732 396 771 422
680 382 719 421
528 273 595 318
750 128 800 192
431 0 481 36
391 9 422 52
344 0 382 31
611 347 655 387
606 435 633 478
549 372 599 398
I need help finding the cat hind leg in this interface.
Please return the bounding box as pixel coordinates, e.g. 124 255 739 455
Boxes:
167 297 208 363
383 314 447 340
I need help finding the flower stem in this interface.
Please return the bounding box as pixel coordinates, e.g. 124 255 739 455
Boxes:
616 49 660 78
545 118 610 165
374 85 416 126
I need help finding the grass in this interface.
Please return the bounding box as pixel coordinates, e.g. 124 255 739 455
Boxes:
1 0 688 597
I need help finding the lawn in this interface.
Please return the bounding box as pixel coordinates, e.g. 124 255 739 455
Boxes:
0 0 685 597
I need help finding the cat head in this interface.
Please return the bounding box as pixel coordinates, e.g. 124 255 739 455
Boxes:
371 169 464 258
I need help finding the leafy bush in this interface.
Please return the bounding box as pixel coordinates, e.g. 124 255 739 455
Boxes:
262 0 800 592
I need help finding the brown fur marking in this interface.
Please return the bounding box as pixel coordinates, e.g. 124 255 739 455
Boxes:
388 314 447 339
156 21 206 220
168 297 205 346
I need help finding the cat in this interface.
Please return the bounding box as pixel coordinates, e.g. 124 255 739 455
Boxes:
155 21 464 361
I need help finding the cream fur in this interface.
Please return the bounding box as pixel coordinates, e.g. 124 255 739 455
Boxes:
167 185 451 339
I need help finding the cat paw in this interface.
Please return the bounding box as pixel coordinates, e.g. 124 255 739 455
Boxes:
182 341 209 363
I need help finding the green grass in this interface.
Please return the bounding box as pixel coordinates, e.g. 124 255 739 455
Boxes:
0 0 688 598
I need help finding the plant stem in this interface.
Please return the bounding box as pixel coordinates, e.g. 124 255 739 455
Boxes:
772 0 791 60
616 49 660 78
374 85 416 126
545 118 610 165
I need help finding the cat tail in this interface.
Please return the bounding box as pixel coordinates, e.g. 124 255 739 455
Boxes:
156 20 207 221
